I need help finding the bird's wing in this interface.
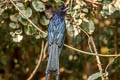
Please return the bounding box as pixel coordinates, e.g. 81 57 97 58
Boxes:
48 19 66 48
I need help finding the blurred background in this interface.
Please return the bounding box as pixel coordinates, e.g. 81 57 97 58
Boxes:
0 0 120 80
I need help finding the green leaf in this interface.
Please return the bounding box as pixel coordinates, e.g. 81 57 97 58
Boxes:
10 32 15 37
15 29 22 35
32 1 45 12
10 14 18 22
0 8 5 15
88 20 95 34
34 34 41 39
16 2 25 10
40 15 49 26
82 8 88 13
40 32 47 38
1 56 7 65
88 72 105 80
9 22 19 29
18 16 29 25
24 26 33 35
24 25 37 36
31 15 38 24
21 7 32 18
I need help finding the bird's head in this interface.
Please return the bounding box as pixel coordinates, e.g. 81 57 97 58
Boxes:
56 4 69 16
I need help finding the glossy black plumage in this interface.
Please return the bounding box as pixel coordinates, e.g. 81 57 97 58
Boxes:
46 5 68 80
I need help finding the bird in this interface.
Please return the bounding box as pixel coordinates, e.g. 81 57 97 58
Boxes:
46 4 68 80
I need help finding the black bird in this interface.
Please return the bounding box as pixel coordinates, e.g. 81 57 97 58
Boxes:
46 5 68 80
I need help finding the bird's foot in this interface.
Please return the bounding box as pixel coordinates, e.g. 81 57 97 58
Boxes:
46 71 50 80
55 71 59 80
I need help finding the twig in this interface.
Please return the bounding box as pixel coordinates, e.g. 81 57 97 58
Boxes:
65 0 70 6
9 0 120 57
105 56 118 73
64 44 120 57
79 27 104 80
88 38 93 52
89 36 104 80
85 0 103 5
9 0 47 35
79 27 93 52
27 40 44 80
43 41 48 59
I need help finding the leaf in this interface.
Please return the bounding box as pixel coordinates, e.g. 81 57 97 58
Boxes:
10 14 18 22
109 4 116 14
21 7 32 18
1 56 7 65
114 0 120 10
31 15 38 24
42 0 48 2
24 25 37 36
34 34 41 39
88 72 105 80
82 8 88 13
40 32 47 38
88 20 95 34
15 29 22 35
0 8 5 15
16 2 25 10
32 1 45 12
12 35 23 42
24 26 33 35
18 16 29 25
40 15 49 26
10 32 15 37
9 22 19 29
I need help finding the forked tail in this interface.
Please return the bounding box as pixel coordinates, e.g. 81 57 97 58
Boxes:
46 43 59 80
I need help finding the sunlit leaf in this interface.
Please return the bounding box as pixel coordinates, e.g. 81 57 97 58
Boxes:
10 14 18 22
9 22 19 29
88 72 105 80
0 8 5 15
40 32 47 38
32 1 45 12
34 35 41 39
18 16 29 25
24 25 37 36
82 8 88 13
24 26 33 35
21 7 32 18
114 0 120 10
109 4 116 14
12 35 23 42
16 2 25 10
10 32 15 37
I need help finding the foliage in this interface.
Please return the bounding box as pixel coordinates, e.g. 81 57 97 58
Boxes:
0 0 120 80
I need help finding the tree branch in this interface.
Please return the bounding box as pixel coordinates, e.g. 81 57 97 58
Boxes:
89 36 104 80
9 0 120 57
27 40 44 80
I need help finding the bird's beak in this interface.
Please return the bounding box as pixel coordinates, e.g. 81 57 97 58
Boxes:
63 7 69 12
